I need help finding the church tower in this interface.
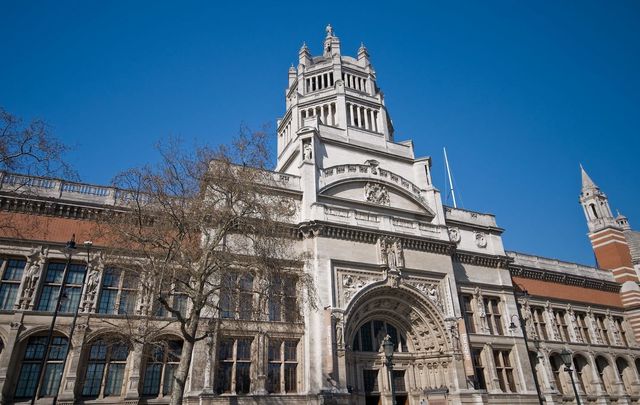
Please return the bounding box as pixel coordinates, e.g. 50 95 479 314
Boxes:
579 165 635 281
579 165 640 341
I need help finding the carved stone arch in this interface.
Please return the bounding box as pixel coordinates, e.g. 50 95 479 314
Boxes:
18 325 70 342
344 282 451 354
83 327 131 346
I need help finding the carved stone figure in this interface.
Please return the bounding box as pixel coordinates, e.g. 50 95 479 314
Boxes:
19 247 47 309
364 182 390 206
303 142 313 161
342 274 371 303
448 227 461 244
332 312 345 349
475 232 487 248
378 237 404 269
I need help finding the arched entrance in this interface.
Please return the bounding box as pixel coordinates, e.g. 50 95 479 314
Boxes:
344 283 456 405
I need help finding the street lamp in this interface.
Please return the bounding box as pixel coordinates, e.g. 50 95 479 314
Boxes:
53 240 92 404
31 235 77 405
509 309 544 404
560 349 582 405
382 335 397 405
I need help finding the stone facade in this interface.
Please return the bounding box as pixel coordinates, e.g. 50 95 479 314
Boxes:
0 26 639 405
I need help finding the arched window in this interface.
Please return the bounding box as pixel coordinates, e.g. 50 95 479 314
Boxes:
141 340 182 397
15 335 69 398
82 340 129 398
616 357 635 395
549 354 566 394
574 355 589 394
352 320 408 353
596 356 614 394
590 204 599 219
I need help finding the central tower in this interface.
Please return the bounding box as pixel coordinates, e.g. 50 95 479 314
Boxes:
276 25 396 173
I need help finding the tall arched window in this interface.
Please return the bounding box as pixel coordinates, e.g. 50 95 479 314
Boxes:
574 355 589 394
549 354 566 394
141 340 182 397
352 320 408 353
590 204 599 219
616 357 635 395
82 340 129 398
596 356 614 394
15 335 69 398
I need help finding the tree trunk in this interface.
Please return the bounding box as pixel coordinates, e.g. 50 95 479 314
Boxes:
170 311 201 405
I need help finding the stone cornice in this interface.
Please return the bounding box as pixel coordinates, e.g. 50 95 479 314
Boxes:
299 221 457 256
453 251 512 269
509 265 621 293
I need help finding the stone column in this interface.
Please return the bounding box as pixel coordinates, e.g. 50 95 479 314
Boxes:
364 108 370 130
57 321 90 404
253 332 267 394
349 104 355 126
0 313 25 402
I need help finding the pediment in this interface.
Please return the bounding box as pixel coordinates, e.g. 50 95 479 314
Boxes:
319 179 435 217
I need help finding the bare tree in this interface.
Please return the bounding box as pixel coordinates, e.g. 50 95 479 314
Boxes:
0 107 77 237
97 129 314 404
0 107 76 179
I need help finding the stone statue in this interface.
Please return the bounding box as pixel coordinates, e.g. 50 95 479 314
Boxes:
326 24 334 38
303 142 312 161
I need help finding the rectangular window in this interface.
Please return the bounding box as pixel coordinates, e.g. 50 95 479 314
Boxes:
494 349 516 393
471 348 486 390
531 307 548 340
268 274 298 323
36 262 86 313
392 370 406 392
554 310 569 341
363 370 379 393
267 339 298 393
0 258 26 310
216 338 253 394
484 297 503 335
575 312 591 344
461 294 476 333
614 317 628 347
595 315 610 345
97 268 139 315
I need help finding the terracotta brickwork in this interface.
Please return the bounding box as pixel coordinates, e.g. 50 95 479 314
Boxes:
512 276 623 308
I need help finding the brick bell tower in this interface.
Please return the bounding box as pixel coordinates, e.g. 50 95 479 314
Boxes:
580 165 640 339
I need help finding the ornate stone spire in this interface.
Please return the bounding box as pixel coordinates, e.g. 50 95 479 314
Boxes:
580 164 598 191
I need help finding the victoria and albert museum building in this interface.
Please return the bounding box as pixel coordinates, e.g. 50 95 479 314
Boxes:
1 27 640 405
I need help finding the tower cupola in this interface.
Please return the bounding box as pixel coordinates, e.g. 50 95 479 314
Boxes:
276 26 395 170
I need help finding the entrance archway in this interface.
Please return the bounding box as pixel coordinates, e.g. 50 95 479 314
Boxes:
344 283 455 405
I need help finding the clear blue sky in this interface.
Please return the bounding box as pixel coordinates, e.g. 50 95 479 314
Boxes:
2 1 639 266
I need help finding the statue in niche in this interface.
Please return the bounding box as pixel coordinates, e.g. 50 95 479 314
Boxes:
364 182 390 206
82 253 103 312
378 237 404 269
20 247 47 307
303 142 312 161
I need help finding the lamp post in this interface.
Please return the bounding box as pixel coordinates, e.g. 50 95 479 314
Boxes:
382 335 397 405
31 235 77 405
560 349 582 405
53 240 92 404
510 307 545 404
